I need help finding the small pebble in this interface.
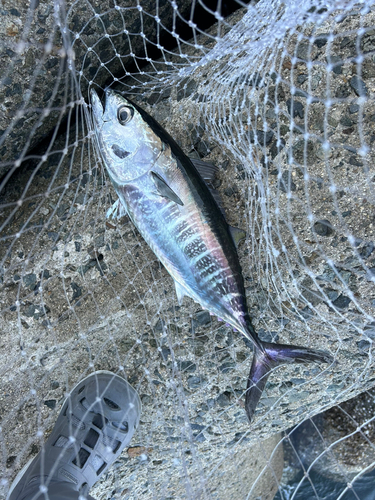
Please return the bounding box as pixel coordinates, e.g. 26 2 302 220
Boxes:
350 76 368 97
313 220 334 237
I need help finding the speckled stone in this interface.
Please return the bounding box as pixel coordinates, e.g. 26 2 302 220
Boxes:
313 220 335 237
287 98 304 119
350 76 369 97
279 171 296 193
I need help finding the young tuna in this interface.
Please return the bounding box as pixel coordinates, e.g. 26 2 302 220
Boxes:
90 88 333 423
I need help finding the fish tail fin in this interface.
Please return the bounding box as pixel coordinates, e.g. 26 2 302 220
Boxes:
245 341 333 423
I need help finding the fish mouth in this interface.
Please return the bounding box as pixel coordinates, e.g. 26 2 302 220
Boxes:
90 88 104 124
90 88 117 123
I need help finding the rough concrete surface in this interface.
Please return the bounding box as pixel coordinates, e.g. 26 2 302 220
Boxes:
1 3 375 500
0 0 195 178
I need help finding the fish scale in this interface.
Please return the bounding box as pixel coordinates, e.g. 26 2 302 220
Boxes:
90 88 334 424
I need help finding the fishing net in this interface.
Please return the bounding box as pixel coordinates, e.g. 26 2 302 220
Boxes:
1 0 375 498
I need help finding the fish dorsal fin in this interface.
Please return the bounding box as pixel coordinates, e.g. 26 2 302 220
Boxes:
174 280 188 305
229 226 246 247
189 158 219 182
150 171 184 206
189 158 226 217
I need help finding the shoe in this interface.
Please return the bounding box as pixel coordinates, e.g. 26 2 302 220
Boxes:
7 371 141 500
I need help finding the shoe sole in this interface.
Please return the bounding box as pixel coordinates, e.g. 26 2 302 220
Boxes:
6 371 141 500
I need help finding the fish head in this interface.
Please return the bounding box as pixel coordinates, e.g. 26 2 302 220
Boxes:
90 88 163 183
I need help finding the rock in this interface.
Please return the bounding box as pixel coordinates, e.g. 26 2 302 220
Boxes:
3 7 375 499
71 282 82 301
348 156 363 166
147 87 171 105
359 242 375 259
350 76 369 97
297 74 307 84
258 329 279 343
176 78 198 102
331 294 351 310
349 103 359 114
153 319 165 333
335 84 351 98
193 310 211 326
328 55 343 75
300 285 323 306
286 389 375 483
360 28 375 53
23 303 50 319
219 361 236 373
176 360 196 372
248 72 263 88
44 399 56 409
40 270 50 280
357 339 371 351
340 115 354 127
292 139 316 165
187 376 206 389
313 33 329 48
296 41 316 61
216 392 231 407
313 220 334 237
362 58 375 79
366 268 375 282
248 130 273 146
269 138 286 159
287 98 304 119
94 234 105 248
224 185 239 197
298 306 314 320
340 36 357 56
195 139 211 158
364 322 375 339
23 273 37 289
279 171 296 193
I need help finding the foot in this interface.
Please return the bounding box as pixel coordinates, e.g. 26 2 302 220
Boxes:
7 371 141 500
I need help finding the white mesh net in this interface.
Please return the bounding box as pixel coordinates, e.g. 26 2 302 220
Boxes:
1 0 375 499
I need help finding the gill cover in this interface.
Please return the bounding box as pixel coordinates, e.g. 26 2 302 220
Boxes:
90 88 163 184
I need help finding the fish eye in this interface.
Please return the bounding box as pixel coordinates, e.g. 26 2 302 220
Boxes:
117 105 134 125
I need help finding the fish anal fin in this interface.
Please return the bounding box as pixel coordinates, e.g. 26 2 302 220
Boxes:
174 280 188 305
106 199 128 220
150 171 184 206
229 226 246 247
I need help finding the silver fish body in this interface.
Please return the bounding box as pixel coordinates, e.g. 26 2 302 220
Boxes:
91 89 333 423
91 89 252 338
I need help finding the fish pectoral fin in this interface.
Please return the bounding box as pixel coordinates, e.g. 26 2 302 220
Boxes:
229 226 246 247
174 280 188 305
150 171 184 206
106 199 128 220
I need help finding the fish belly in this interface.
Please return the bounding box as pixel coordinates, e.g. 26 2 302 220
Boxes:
115 176 248 332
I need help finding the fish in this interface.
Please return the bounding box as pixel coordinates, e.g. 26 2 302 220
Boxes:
90 88 333 423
